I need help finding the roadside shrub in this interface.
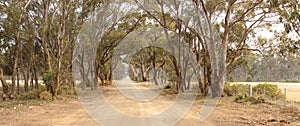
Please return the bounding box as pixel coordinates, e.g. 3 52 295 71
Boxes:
58 85 75 95
228 77 234 82
234 92 248 103
235 93 266 104
246 96 257 102
18 89 42 100
253 83 284 100
223 83 248 96
17 86 48 100
39 85 47 91
39 91 53 100
253 96 265 104
42 70 56 91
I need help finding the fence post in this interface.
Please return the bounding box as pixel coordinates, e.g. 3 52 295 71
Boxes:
284 88 287 103
263 87 266 98
249 84 252 96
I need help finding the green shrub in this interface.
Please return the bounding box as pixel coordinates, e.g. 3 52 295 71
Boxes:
18 90 42 100
253 83 284 100
39 85 47 91
247 96 257 102
39 91 53 100
253 96 265 104
223 83 248 96
246 75 253 82
17 86 48 100
228 77 234 82
42 70 56 91
234 92 248 103
235 94 266 104
58 85 75 95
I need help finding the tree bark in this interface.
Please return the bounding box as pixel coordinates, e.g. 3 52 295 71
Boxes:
11 25 20 97
34 66 39 89
42 0 52 71
17 68 20 95
0 65 9 94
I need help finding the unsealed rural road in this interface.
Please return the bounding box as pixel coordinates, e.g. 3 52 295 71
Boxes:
1 79 214 126
1 81 300 125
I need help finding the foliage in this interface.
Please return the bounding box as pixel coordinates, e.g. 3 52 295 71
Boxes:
129 46 174 83
0 0 299 100
253 83 285 100
16 85 47 100
42 70 56 92
225 83 284 103
229 53 300 82
246 75 253 82
228 77 234 82
252 96 266 104
18 89 44 100
223 83 249 96
58 85 76 95
278 80 300 83
39 91 53 101
235 93 266 104
234 92 249 103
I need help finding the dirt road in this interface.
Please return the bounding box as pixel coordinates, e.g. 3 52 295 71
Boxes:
0 82 300 125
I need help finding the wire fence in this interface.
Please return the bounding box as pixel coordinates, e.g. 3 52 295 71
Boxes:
244 82 300 103
279 86 300 103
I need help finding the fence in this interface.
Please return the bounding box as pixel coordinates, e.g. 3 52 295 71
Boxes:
241 82 300 102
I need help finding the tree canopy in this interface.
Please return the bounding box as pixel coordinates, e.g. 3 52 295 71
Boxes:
0 0 299 100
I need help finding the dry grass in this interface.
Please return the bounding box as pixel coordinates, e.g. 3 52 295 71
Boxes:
278 85 300 102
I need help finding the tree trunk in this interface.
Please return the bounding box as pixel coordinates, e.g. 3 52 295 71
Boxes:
0 65 9 95
42 0 52 71
21 67 29 92
34 67 39 89
55 56 61 96
11 30 20 98
17 68 20 95
30 71 34 89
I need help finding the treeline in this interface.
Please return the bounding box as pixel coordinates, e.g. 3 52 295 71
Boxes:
0 0 104 99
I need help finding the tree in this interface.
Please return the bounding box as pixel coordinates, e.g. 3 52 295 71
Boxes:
276 0 300 54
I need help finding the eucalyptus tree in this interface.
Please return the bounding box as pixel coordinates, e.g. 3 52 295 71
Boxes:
0 0 107 97
0 1 10 96
129 46 172 85
275 0 300 54
132 0 277 96
35 0 105 95
95 12 148 86
0 0 34 97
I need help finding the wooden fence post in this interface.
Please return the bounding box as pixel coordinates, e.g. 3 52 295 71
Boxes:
284 88 287 103
249 84 252 96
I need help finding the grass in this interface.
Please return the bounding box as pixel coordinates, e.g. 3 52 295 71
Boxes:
0 99 50 109
278 85 300 102
0 85 77 109
286 100 300 106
